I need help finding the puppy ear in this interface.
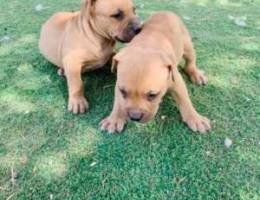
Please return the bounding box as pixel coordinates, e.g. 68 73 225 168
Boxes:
111 56 119 73
81 0 97 16
111 50 127 73
160 54 176 81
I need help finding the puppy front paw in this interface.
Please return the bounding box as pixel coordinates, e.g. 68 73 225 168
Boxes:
183 113 211 134
190 70 208 86
100 116 126 134
68 96 89 114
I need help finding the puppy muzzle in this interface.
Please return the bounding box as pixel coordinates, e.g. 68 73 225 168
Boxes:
117 19 143 43
128 110 144 122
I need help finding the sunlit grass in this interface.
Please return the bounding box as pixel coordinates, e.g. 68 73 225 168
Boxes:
0 91 36 113
35 152 67 180
180 0 243 7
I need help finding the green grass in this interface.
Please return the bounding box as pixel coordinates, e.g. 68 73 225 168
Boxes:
0 0 259 199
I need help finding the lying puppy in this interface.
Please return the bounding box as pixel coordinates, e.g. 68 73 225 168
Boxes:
100 12 211 134
39 0 142 114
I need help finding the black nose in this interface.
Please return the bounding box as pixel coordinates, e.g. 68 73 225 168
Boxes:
129 111 143 122
128 20 142 35
133 26 142 34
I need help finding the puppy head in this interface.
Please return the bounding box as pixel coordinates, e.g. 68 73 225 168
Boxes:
82 0 142 42
112 49 174 123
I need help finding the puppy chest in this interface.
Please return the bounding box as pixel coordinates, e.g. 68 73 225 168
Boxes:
81 52 112 72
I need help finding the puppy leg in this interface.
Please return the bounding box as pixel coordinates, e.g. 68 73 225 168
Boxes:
183 36 208 85
169 67 211 133
100 85 127 133
63 56 89 114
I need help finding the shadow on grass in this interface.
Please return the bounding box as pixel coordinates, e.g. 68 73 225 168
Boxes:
0 51 259 199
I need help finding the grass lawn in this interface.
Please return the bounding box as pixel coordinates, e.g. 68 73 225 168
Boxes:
0 0 259 199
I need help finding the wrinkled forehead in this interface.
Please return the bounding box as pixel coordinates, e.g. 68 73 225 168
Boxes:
117 59 168 93
95 0 134 14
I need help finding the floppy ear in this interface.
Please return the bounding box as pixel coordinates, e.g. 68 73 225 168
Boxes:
81 0 97 16
111 50 127 73
111 56 119 73
160 53 176 81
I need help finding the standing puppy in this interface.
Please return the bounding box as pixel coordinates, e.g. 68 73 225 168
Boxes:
39 0 141 114
101 12 211 134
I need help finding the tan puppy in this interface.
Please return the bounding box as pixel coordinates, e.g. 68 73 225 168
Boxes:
39 0 142 114
100 12 211 134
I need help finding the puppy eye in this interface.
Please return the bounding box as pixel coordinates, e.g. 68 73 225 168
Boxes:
146 92 159 101
120 88 128 98
111 10 124 20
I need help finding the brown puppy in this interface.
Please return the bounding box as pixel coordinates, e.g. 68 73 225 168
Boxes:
39 0 141 114
100 12 211 134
